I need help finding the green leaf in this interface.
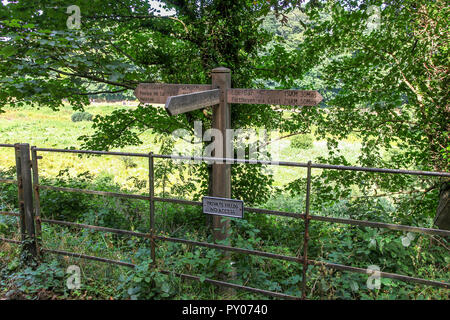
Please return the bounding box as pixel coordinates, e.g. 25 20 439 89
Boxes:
0 46 17 58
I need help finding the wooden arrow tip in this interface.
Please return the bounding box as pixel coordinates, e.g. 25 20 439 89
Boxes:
316 92 324 103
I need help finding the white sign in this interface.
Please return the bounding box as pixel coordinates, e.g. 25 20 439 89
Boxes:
202 196 244 219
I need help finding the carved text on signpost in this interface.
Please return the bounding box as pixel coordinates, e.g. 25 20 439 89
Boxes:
134 83 211 104
227 89 323 106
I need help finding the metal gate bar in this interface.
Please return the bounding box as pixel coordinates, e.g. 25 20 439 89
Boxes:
41 247 300 299
30 147 450 178
36 217 450 289
34 184 450 237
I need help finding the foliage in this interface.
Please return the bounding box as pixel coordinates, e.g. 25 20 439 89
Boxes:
0 260 66 299
290 134 313 150
118 251 177 300
281 0 449 206
71 111 93 122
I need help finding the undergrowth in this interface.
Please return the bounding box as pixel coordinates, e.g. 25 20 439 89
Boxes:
0 167 448 300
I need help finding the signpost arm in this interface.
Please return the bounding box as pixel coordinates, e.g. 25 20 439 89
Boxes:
210 67 232 242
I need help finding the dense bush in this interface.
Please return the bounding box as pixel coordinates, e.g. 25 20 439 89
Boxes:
290 134 314 150
71 112 93 122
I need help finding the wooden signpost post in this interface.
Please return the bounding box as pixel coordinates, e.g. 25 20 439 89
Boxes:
135 67 323 242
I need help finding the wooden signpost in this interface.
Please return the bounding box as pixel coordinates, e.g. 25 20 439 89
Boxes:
135 67 323 242
134 84 323 108
134 83 211 104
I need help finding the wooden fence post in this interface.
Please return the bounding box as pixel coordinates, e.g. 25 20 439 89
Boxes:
30 146 42 247
210 67 232 242
14 143 38 265
210 67 235 295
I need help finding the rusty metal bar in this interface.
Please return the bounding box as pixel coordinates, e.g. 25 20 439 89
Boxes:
0 237 21 244
41 248 135 268
159 270 300 300
14 143 38 262
35 185 306 219
301 161 312 299
154 154 450 177
30 146 449 177
155 235 304 263
12 144 449 295
155 197 304 218
3 144 450 297
155 197 305 219
34 147 149 158
0 211 20 217
41 246 299 299
244 206 303 219
309 215 450 237
149 152 156 265
14 184 448 237
0 179 17 184
311 163 450 177
14 144 26 241
40 218 150 238
38 217 449 289
307 259 449 289
36 184 450 237
154 197 200 206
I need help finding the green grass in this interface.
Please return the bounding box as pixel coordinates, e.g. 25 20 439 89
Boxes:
0 103 363 191
0 103 157 189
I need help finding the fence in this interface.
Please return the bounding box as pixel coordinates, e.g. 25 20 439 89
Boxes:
0 143 449 299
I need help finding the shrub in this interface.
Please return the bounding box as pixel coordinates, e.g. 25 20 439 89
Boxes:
117 253 177 300
71 112 93 122
0 166 18 212
121 156 137 169
1 261 66 298
290 134 314 149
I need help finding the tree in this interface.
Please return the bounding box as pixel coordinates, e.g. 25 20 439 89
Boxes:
0 0 308 205
282 0 449 228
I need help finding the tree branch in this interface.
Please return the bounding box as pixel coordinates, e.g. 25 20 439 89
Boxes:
47 67 136 89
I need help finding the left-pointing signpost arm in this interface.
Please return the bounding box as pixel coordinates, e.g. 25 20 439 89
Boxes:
165 89 221 116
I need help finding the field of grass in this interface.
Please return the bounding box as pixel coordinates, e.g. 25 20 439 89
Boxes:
0 103 362 191
0 103 155 191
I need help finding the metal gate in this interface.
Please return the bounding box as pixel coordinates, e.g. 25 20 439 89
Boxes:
0 143 449 299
